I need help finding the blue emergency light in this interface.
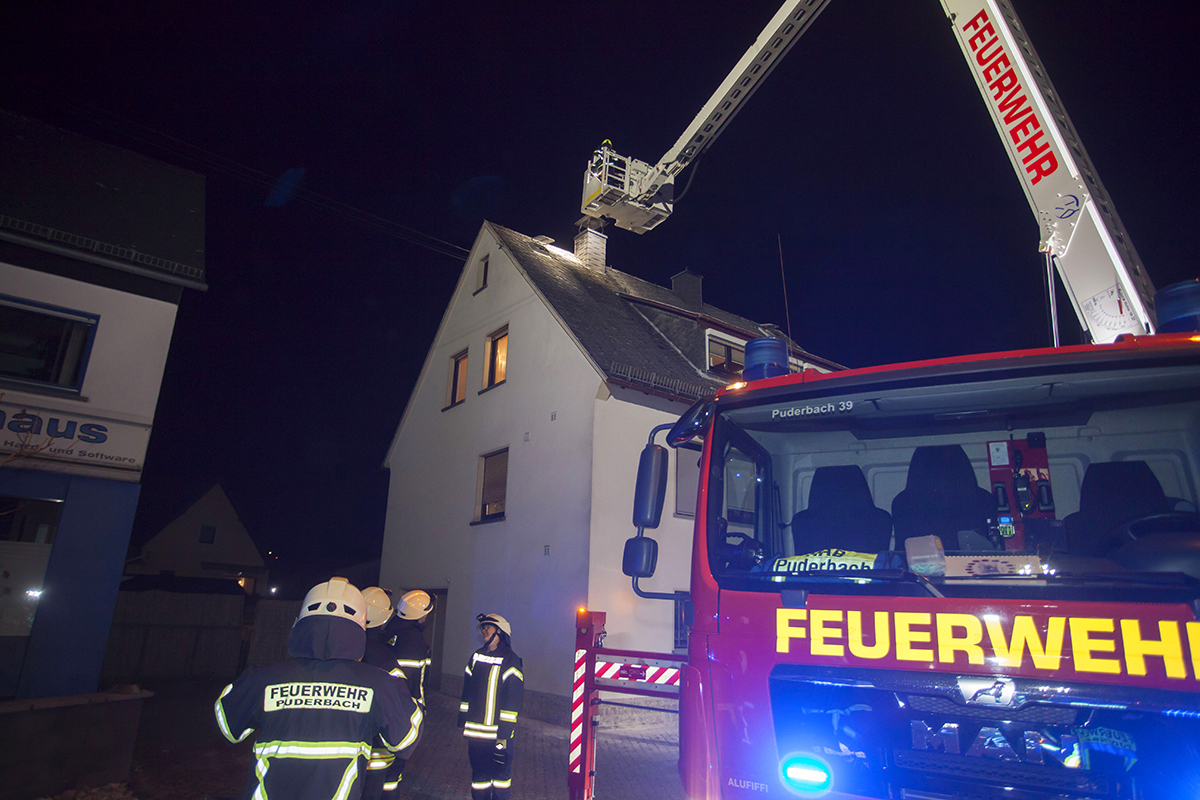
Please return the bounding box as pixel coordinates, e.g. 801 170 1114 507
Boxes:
779 754 832 795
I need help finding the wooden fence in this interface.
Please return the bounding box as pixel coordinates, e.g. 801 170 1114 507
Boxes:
99 592 302 686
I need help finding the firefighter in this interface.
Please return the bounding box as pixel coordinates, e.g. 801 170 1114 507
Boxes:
392 589 435 708
359 586 416 800
459 612 524 800
215 577 423 800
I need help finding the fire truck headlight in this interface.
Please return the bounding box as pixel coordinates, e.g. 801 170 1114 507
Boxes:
780 754 832 795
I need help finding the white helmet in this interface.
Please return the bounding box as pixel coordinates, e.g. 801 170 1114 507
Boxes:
362 586 394 628
397 589 434 621
476 612 511 638
298 577 366 629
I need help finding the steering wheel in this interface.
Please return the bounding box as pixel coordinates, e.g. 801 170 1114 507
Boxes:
719 531 763 568
1099 511 1200 553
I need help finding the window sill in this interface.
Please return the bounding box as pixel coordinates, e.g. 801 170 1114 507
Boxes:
0 377 87 401
478 380 506 396
442 400 465 412
470 515 505 526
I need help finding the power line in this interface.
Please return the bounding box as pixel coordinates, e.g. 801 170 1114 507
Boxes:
16 87 471 261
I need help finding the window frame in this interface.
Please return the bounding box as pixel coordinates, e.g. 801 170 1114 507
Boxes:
446 348 469 409
473 256 489 295
707 333 746 379
0 294 99 395
476 448 509 523
482 325 508 391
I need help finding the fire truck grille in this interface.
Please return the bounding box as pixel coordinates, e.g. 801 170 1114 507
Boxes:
904 695 1079 725
892 749 1116 795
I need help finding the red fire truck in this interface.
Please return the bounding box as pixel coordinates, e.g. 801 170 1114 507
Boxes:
573 1 1200 796
620 332 1200 799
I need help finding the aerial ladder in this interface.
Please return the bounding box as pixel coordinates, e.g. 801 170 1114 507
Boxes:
580 0 1158 343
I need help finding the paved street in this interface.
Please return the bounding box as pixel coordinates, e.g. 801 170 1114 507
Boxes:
402 691 688 800
123 681 687 800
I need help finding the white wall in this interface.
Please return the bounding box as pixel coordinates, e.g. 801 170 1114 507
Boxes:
381 228 601 700
0 262 177 422
0 261 177 481
588 387 696 653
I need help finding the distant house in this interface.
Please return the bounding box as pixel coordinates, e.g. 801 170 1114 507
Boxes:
380 221 840 720
0 111 206 698
126 484 268 594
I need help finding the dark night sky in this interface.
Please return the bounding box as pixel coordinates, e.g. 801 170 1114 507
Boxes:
3 2 1198 593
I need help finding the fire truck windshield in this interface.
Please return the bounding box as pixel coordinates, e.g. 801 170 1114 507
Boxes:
704 357 1200 601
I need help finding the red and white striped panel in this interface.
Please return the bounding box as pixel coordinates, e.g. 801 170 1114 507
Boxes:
595 660 681 687
570 648 586 773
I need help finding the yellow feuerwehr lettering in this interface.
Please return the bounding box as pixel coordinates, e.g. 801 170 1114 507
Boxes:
1070 617 1120 674
986 616 1065 670
1189 622 1200 679
1121 619 1186 679
895 612 933 662
937 613 984 665
776 609 807 654
810 609 845 657
847 611 890 659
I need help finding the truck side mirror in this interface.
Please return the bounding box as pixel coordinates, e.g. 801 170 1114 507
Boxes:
632 444 668 529
622 536 659 578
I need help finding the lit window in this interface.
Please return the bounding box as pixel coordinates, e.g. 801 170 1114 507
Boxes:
199 525 216 544
485 326 508 389
448 349 468 407
0 295 98 393
708 336 745 378
479 449 509 521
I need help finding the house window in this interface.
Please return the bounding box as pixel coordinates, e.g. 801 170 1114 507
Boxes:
708 336 745 378
484 326 508 389
447 349 468 407
479 448 509 521
674 595 689 651
199 525 216 544
0 496 62 544
675 444 701 518
474 257 489 293
0 295 98 393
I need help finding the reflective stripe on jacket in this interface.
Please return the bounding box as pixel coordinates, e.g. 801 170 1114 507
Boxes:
457 642 524 741
215 656 422 800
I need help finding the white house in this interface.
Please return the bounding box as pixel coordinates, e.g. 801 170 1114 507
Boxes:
380 221 839 720
125 484 268 594
0 111 205 697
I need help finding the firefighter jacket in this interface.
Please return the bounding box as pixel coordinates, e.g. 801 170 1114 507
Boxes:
388 618 432 708
457 641 524 742
215 614 424 800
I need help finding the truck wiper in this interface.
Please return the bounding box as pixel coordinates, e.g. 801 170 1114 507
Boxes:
951 570 1200 589
1044 571 1200 588
769 568 944 598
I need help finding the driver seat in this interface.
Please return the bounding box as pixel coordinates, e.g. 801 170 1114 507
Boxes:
1064 461 1172 557
891 445 995 551
791 465 892 554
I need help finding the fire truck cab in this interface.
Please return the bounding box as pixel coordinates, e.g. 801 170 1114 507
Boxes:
627 333 1200 799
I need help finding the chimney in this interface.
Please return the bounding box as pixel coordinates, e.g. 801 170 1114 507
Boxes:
574 218 607 272
671 269 703 309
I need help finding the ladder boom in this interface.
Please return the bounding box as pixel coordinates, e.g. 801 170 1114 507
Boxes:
940 0 1155 339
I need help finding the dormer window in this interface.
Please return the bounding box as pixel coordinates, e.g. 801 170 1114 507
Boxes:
708 336 745 378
